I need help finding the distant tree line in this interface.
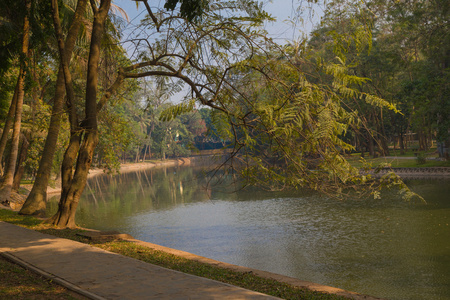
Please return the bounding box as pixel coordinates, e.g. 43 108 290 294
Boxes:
308 0 449 158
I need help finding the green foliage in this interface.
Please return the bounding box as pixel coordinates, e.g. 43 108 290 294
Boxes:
164 0 209 21
151 106 194 159
97 102 142 172
0 68 16 120
415 152 427 165
309 0 449 163
23 100 52 177
116 0 427 199
159 99 196 122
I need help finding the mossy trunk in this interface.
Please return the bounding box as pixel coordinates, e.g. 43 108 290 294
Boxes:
46 131 97 228
47 0 111 228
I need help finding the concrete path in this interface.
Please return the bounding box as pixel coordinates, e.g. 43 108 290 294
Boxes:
0 221 280 300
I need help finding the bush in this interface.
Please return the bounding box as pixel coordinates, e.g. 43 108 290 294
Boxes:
416 152 427 165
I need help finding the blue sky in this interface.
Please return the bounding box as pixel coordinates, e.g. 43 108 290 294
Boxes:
112 0 323 43
110 0 324 103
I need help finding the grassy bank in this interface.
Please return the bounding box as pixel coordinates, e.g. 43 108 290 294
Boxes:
0 209 347 300
346 152 450 169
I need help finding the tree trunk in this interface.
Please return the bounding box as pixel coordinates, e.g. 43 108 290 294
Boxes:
0 80 20 175
418 130 425 151
46 131 93 228
143 144 148 161
0 76 25 201
368 135 375 158
379 110 390 156
12 133 30 192
19 67 66 216
20 0 89 216
48 0 111 228
379 135 390 156
399 129 405 155
0 0 31 203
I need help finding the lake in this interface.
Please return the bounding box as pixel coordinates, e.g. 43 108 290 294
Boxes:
47 166 450 300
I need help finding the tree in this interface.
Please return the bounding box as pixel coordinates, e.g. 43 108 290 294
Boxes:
46 0 212 228
24 0 418 228
307 0 449 159
20 0 90 215
0 0 31 203
45 0 113 227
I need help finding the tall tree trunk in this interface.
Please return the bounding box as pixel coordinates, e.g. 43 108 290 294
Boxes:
399 129 405 155
0 80 20 175
418 130 425 151
357 134 365 158
379 110 390 156
20 0 89 216
0 0 31 203
47 0 111 228
368 135 375 158
0 75 25 201
143 144 148 161
12 132 30 191
19 66 66 215
379 134 390 157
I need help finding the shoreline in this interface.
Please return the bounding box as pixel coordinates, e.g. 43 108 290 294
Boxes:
367 166 450 178
3 159 190 211
46 158 190 195
0 218 383 300
80 227 383 300
6 161 450 210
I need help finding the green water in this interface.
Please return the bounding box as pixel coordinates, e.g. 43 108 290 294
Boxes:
47 167 450 300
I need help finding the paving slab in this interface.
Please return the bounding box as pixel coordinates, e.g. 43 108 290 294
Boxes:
0 221 280 299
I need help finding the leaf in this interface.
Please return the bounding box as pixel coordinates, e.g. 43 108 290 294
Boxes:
159 99 196 121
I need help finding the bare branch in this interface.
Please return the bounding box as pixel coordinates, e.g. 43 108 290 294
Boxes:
134 0 160 31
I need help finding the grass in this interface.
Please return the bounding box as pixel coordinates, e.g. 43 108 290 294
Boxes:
346 148 450 168
0 209 347 300
385 148 436 157
0 209 43 227
0 255 86 300
347 156 450 168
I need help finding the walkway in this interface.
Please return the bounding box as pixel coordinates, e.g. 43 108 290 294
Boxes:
0 221 280 300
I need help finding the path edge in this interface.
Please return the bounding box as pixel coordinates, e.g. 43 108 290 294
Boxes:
125 237 385 300
0 251 106 300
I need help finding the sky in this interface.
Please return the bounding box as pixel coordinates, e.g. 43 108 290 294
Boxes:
110 0 324 103
112 0 324 43
263 0 324 41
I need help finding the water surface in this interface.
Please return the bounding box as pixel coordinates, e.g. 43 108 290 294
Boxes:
48 167 450 300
